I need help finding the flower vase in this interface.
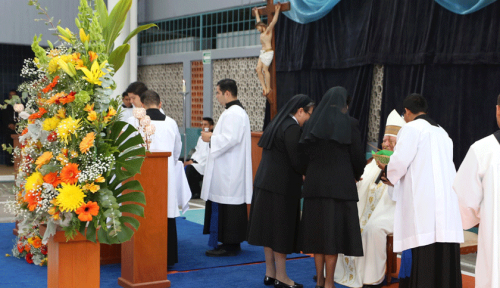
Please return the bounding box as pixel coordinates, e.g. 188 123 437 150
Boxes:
40 225 100 288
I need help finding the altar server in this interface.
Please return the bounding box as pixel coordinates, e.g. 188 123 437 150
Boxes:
201 79 252 257
378 94 463 288
453 94 500 288
128 90 191 266
335 109 405 288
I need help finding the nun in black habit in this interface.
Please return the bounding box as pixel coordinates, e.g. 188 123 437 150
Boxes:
299 87 366 288
247 94 314 288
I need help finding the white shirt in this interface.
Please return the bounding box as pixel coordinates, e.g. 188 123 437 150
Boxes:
190 136 210 175
454 134 500 288
387 118 463 252
201 104 253 204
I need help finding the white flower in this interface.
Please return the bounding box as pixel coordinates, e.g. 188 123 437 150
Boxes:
14 104 24 113
133 108 146 120
140 115 151 127
145 124 156 135
19 111 30 119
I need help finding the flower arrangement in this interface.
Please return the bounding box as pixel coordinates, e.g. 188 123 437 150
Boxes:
2 0 156 245
11 226 48 266
132 107 156 150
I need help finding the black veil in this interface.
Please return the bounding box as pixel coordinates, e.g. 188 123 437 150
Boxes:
300 86 351 144
258 94 313 150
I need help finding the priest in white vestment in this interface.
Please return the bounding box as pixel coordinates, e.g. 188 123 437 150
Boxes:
120 91 134 121
201 79 252 257
453 96 500 288
377 94 463 288
126 90 191 266
335 110 405 287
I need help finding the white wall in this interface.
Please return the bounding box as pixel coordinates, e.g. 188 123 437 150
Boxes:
0 1 80 46
138 0 264 23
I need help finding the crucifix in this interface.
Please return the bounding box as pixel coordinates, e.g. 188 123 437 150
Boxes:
252 0 291 120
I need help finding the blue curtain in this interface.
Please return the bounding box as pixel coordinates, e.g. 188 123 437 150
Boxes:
275 0 496 24
435 0 496 14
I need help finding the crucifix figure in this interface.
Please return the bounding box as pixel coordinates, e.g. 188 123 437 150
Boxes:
253 1 291 120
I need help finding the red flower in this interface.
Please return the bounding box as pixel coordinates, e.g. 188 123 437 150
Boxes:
17 243 24 253
40 245 48 255
25 253 33 264
47 131 57 142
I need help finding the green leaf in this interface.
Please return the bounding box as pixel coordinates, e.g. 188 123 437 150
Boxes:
109 121 128 141
114 180 144 196
115 224 134 243
120 216 140 230
119 204 144 217
116 191 146 205
104 0 132 53
95 0 109 30
122 23 158 45
118 134 145 152
85 222 97 243
97 227 110 244
108 43 130 71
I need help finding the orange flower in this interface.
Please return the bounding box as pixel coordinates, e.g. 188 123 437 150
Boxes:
35 151 53 169
76 201 99 222
59 91 76 104
84 103 94 112
43 172 61 188
79 132 95 154
87 111 97 121
17 243 24 253
42 76 59 93
24 245 31 253
28 107 48 120
24 191 41 211
22 128 28 135
60 163 80 184
31 237 42 249
88 51 98 62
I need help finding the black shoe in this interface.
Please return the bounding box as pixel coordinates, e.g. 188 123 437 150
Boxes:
274 279 304 288
264 276 276 285
205 248 238 257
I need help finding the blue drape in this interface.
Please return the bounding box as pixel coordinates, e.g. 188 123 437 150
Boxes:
275 0 497 24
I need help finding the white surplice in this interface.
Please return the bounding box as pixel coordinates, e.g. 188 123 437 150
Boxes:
454 134 500 288
120 107 133 122
126 115 190 218
387 118 463 252
335 161 395 287
201 105 252 205
190 136 210 175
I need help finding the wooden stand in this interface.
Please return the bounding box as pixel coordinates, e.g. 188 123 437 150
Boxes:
47 230 100 288
118 152 171 288
100 243 121 265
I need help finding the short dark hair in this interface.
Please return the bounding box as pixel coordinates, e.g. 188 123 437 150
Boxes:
217 79 237 97
122 91 128 98
403 93 428 114
202 117 214 126
140 90 161 107
126 82 148 96
497 94 500 106
10 89 17 94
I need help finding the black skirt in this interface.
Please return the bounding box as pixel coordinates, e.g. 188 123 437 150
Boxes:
300 197 363 256
247 187 301 254
399 242 462 288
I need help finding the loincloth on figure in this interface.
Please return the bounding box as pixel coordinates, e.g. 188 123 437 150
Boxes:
259 49 274 67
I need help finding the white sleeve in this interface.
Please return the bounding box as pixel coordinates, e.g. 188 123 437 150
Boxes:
172 122 182 161
453 147 483 229
209 113 245 159
387 126 419 184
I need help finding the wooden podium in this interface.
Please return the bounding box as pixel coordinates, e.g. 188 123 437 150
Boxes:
118 152 171 288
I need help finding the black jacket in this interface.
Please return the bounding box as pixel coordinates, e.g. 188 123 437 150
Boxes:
302 117 366 201
253 117 306 195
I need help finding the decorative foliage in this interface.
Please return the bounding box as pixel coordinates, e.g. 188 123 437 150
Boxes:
2 0 155 245
11 226 48 266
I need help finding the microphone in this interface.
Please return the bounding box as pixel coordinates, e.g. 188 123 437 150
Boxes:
374 170 384 184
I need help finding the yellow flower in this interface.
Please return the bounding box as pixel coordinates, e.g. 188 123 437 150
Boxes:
83 183 99 193
25 172 44 193
5 254 11 257
78 60 106 85
87 111 97 121
79 28 90 43
48 49 61 58
56 117 82 144
57 59 77 77
79 132 95 154
42 117 61 131
56 183 85 212
35 151 53 169
56 108 66 119
33 57 40 68
48 56 61 74
95 175 105 183
84 103 94 112
70 150 79 158
107 107 117 117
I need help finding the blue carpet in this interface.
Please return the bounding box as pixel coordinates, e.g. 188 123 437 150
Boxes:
173 217 309 271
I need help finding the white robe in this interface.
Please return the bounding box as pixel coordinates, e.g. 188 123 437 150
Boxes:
120 107 133 122
387 118 463 252
335 161 395 287
454 134 500 288
126 115 190 218
201 105 252 205
190 136 210 175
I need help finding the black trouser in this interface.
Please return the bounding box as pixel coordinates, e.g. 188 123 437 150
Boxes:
185 164 203 198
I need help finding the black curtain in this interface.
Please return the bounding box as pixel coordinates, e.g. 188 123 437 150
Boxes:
276 66 373 149
381 65 500 167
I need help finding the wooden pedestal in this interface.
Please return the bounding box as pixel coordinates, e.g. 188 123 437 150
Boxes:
100 243 121 265
118 152 171 288
47 230 100 288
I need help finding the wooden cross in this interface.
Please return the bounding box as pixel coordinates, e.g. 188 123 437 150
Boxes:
253 1 291 121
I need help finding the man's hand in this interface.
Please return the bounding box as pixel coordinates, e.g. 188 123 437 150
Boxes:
184 160 194 167
275 3 281 13
381 176 394 187
375 160 386 171
201 131 212 142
